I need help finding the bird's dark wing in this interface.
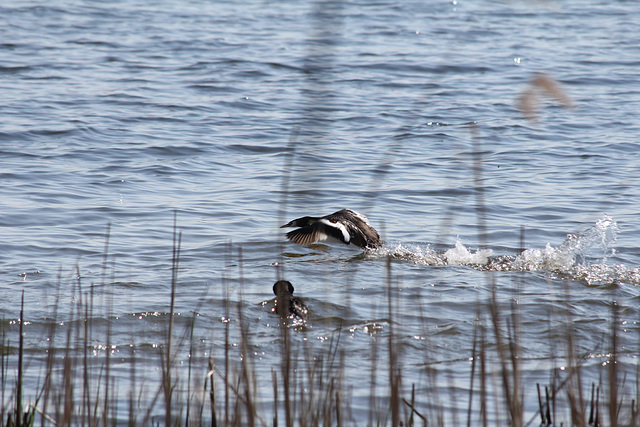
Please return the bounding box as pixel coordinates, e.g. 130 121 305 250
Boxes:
286 227 321 245
287 224 340 246
340 217 380 249
286 221 348 246
344 224 366 248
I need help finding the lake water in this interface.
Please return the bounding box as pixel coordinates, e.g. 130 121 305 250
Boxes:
2 0 640 424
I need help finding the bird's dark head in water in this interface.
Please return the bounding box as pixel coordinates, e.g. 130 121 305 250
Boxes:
272 280 308 323
273 280 294 296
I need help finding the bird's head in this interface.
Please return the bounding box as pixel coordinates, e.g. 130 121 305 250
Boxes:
280 216 314 228
273 280 295 296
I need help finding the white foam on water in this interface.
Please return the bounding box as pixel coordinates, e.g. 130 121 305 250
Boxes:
373 215 640 286
373 238 492 267
373 242 446 266
507 215 640 285
444 239 493 266
513 242 578 272
509 215 639 285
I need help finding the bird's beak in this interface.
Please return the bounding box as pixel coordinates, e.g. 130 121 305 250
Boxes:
280 222 291 228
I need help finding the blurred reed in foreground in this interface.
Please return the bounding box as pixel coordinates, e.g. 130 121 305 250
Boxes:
1 238 638 426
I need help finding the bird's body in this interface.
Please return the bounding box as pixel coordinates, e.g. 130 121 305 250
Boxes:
272 280 308 323
281 209 382 249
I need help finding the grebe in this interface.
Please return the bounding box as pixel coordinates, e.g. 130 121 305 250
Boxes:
273 280 308 323
281 209 382 249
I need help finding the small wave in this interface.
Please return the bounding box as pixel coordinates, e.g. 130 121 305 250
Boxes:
374 215 640 286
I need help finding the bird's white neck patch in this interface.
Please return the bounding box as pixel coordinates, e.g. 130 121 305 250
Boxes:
319 218 351 243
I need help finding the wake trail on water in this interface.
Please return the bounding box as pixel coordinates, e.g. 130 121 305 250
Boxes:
372 215 640 286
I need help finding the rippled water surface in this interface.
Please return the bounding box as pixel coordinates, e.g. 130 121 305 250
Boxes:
2 0 640 424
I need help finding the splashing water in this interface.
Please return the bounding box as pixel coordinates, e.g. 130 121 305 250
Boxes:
380 243 446 266
555 214 619 264
510 215 619 273
508 215 634 285
376 215 639 286
376 238 492 267
444 240 493 265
